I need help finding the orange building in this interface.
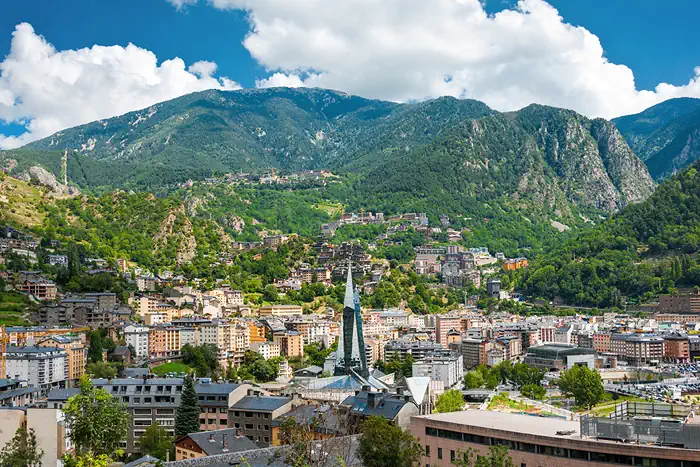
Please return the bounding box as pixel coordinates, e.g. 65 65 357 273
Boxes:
37 335 87 382
502 258 529 271
249 321 266 343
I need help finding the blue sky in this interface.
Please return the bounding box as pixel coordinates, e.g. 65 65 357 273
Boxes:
1 0 700 147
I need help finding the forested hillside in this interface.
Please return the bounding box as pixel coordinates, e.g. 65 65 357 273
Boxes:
518 161 700 307
613 97 700 179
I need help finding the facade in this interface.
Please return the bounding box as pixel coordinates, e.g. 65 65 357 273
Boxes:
273 331 304 358
461 338 489 369
250 341 281 360
229 395 294 447
17 278 57 300
36 336 86 383
412 352 464 387
124 324 150 358
412 411 700 467
610 333 664 366
663 334 690 363
658 294 700 314
257 304 303 318
4 346 68 391
197 381 254 432
523 344 596 370
436 315 462 347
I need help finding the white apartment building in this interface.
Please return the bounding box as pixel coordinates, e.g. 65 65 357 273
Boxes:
412 353 464 388
5 346 68 390
124 324 150 358
250 342 281 360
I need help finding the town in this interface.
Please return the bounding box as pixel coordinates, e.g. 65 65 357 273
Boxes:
1 218 700 467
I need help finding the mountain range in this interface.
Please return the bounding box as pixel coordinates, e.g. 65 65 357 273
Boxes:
0 87 654 220
613 97 700 179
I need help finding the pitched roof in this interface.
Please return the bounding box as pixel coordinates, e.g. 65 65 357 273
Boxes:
183 428 258 456
231 395 292 412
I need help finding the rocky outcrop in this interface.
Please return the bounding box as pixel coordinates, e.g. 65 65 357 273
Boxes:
19 165 80 196
153 205 197 265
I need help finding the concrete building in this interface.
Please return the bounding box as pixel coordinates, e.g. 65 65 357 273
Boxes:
4 346 68 391
412 352 464 387
412 410 700 467
257 304 303 318
174 428 258 461
0 408 70 467
36 336 86 383
663 334 690 363
250 341 281 360
523 344 596 370
197 381 255 432
229 395 294 447
461 338 489 369
436 315 462 347
611 333 664 366
124 324 150 358
658 293 700 314
273 331 304 358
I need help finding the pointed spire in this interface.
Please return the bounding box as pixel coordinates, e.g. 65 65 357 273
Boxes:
344 264 354 309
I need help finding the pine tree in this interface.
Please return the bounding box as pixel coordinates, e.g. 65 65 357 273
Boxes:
87 331 103 363
175 375 200 437
0 427 43 467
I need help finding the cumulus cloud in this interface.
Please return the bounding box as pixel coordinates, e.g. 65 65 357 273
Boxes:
0 23 240 149
165 0 198 11
193 0 700 119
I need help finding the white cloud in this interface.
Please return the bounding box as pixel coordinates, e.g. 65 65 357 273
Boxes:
0 23 240 149
165 0 198 11
195 0 700 119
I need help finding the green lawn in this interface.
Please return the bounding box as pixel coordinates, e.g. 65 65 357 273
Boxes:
152 362 191 376
585 395 648 416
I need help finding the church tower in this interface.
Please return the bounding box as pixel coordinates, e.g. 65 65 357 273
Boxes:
334 264 369 377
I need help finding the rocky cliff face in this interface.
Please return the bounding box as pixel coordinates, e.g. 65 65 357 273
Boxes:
612 97 700 179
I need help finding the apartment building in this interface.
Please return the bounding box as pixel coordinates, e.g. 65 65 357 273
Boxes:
593 332 612 353
461 338 489 369
611 333 664 366
124 324 150 358
196 381 255 432
229 395 294 447
36 335 86 383
5 346 68 391
250 342 281 360
663 334 690 363
412 352 464 387
436 315 462 347
273 331 304 358
284 318 331 345
257 304 303 318
17 278 57 301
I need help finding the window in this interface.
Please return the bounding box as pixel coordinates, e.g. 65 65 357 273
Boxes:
220 418 227 425
234 411 240 417
451 450 455 462
200 419 205 424
437 448 442 460
521 464 526 467
264 425 270 430
208 419 215 424
219 408 227 413
234 423 240 428
264 437 269 442
133 397 140 404
245 424 254 429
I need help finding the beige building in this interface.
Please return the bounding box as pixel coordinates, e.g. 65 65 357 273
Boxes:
37 335 86 383
258 304 303 318
273 331 304 358
0 408 69 467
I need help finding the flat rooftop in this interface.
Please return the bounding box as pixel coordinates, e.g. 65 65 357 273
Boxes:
416 411 580 439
